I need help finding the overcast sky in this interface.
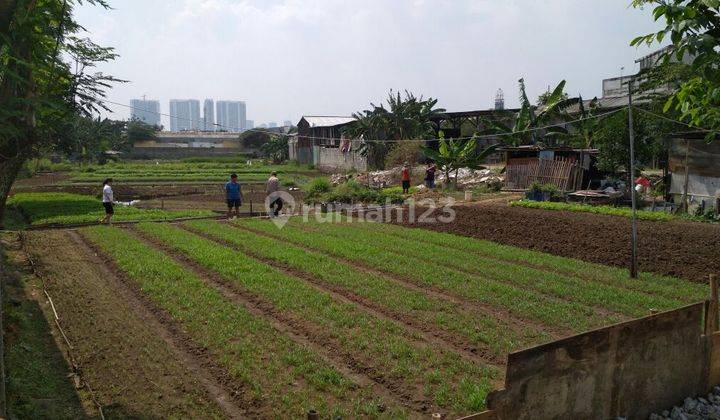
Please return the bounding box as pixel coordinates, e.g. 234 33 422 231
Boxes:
73 0 666 128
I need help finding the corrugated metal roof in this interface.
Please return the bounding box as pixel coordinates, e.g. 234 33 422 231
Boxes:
301 116 355 128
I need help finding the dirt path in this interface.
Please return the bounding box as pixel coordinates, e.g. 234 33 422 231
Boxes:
127 227 424 415
64 230 244 418
395 201 720 283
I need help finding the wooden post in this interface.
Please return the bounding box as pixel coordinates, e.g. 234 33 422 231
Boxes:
249 186 254 216
307 409 319 420
681 139 691 213
707 275 719 335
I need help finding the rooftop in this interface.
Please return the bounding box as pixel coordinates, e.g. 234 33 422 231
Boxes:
300 116 356 128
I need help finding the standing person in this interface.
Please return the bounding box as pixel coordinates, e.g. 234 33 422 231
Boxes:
225 173 242 219
401 163 411 194
424 161 437 189
266 171 283 217
101 178 114 224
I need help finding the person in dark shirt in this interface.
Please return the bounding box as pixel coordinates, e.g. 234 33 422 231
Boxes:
424 161 437 189
225 173 242 219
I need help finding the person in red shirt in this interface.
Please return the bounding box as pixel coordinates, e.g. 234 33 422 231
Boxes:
635 175 651 194
401 163 411 194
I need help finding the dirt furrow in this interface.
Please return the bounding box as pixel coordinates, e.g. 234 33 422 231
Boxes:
126 226 426 415
70 230 248 419
234 221 571 340
181 224 504 366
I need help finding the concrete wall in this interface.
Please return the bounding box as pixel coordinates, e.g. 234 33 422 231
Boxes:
486 303 709 420
313 146 367 172
126 147 257 159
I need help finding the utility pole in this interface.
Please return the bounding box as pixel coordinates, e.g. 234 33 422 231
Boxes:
628 77 639 279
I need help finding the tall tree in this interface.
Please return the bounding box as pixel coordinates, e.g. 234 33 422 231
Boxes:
344 90 445 169
631 0 720 137
0 0 120 225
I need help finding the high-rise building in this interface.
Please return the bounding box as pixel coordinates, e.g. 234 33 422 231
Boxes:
283 120 293 127
216 100 246 132
130 99 161 126
268 122 278 128
246 120 254 129
169 99 201 132
203 99 215 131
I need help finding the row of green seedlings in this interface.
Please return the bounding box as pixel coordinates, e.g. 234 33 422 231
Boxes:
81 226 404 418
131 223 499 415
336 219 706 303
290 219 697 318
238 218 702 333
9 193 215 226
184 220 546 359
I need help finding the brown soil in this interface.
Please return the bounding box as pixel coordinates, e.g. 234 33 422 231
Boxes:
14 230 233 418
395 201 720 283
127 227 423 415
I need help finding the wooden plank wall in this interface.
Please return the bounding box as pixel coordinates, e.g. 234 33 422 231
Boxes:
504 158 583 191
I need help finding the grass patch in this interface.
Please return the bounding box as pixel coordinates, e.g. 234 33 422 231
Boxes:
510 200 674 221
8 192 215 226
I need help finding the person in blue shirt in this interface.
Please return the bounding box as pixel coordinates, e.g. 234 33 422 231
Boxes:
225 173 243 219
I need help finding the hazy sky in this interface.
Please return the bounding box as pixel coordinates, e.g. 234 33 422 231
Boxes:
73 0 666 128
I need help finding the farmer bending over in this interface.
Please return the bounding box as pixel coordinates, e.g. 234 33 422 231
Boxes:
225 173 242 219
266 171 283 217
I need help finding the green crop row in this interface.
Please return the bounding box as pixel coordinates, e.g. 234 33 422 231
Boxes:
510 200 674 222
136 222 498 414
8 192 215 226
293 220 685 318
237 219 614 332
342 219 708 303
81 226 394 418
185 220 549 357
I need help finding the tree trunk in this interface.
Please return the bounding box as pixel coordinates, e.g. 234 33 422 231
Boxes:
0 155 26 228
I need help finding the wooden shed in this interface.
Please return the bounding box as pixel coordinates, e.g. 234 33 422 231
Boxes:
499 145 600 191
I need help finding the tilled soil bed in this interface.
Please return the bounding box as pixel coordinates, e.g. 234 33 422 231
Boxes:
394 202 720 283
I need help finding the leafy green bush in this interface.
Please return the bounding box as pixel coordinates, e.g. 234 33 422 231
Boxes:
303 178 332 202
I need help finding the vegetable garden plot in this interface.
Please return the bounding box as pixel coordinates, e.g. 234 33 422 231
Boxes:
60 219 705 418
82 226 404 418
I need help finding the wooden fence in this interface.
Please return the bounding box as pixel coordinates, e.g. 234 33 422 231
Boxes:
504 158 584 191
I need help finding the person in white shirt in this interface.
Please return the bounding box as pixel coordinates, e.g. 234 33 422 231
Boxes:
101 178 114 224
266 172 282 217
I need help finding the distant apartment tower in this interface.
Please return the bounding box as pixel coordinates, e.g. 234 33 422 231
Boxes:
216 100 246 132
283 120 293 127
268 122 278 128
246 120 254 129
203 99 215 131
169 99 201 132
130 99 161 126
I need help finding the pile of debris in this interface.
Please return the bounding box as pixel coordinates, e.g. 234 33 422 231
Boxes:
435 168 504 190
649 387 720 420
337 166 504 190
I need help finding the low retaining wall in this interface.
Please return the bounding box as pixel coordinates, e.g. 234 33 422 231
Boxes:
468 279 720 420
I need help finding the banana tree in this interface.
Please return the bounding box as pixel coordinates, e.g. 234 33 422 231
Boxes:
422 135 500 188
482 79 579 146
